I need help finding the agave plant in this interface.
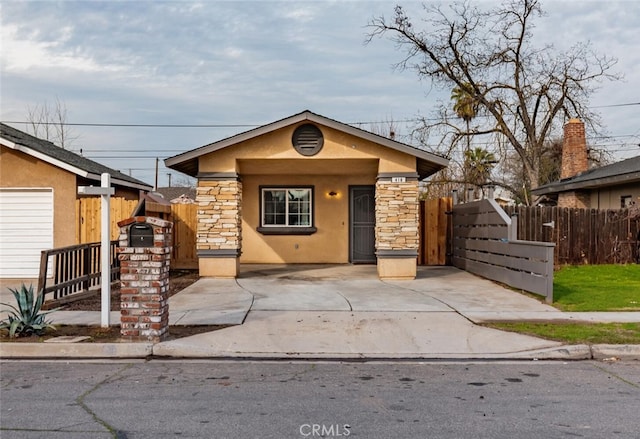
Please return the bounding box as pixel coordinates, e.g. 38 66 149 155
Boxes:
0 284 59 338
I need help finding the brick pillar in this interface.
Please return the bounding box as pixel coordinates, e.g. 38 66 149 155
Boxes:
116 216 172 342
196 174 242 277
375 174 419 279
561 119 588 180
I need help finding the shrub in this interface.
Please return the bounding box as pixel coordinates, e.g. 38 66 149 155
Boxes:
0 284 59 337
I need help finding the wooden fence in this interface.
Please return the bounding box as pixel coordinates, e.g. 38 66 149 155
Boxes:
452 199 555 302
75 197 197 268
503 206 640 265
76 197 139 242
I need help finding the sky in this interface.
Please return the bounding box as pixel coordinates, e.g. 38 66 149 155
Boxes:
1 0 639 188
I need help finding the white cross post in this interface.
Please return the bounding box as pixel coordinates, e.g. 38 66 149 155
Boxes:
78 173 115 328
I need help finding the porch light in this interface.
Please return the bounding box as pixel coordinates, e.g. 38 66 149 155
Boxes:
328 191 338 197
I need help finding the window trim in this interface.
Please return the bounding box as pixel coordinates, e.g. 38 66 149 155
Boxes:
621 195 633 209
258 186 317 235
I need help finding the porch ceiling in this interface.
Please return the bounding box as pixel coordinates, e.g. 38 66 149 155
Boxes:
237 158 379 175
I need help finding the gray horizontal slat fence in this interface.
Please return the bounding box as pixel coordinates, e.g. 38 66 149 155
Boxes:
502 206 640 265
452 199 555 302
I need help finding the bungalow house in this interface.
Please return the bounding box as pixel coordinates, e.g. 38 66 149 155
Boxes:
165 110 448 279
532 119 640 209
0 122 152 278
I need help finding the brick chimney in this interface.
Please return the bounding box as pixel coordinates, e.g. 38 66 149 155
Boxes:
560 118 588 179
558 119 590 208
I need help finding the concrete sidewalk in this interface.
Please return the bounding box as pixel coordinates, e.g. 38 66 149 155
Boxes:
1 266 639 360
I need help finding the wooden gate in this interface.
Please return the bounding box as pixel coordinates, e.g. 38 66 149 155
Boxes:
170 203 198 269
419 197 452 265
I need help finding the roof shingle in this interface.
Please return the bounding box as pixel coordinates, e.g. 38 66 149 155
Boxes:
1 122 152 190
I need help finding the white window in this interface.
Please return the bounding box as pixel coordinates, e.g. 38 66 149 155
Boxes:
261 188 312 227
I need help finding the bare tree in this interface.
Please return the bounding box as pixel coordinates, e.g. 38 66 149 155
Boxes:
367 0 620 204
172 174 197 188
25 97 77 149
368 117 400 141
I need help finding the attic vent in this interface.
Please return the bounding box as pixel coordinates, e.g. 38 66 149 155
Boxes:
292 124 324 156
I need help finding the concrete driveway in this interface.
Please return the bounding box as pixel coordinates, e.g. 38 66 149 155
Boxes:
158 264 568 359
3 265 637 359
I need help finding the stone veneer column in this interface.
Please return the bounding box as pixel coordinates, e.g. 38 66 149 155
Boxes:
196 173 242 277
116 216 172 342
375 173 420 279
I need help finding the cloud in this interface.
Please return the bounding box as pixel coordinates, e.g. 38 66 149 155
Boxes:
1 0 638 185
1 23 113 73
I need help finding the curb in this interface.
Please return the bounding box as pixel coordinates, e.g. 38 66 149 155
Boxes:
0 342 152 359
4 343 636 361
149 343 592 361
591 344 640 361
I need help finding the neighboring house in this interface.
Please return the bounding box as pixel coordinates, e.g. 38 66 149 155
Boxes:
0 123 152 278
154 186 196 204
165 110 448 280
532 119 640 209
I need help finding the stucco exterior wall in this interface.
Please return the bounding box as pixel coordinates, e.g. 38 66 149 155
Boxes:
0 146 76 247
199 123 416 175
241 173 375 263
77 176 141 200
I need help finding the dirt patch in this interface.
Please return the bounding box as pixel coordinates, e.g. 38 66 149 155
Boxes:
55 270 200 312
0 270 219 343
0 324 229 343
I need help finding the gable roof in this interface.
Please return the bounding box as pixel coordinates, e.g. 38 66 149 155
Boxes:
154 186 196 202
532 155 640 196
0 122 152 191
165 110 449 179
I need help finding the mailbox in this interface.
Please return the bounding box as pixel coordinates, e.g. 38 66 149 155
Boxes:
129 223 154 247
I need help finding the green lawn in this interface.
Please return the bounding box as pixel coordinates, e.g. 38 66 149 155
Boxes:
486 322 640 345
552 264 640 312
490 264 640 344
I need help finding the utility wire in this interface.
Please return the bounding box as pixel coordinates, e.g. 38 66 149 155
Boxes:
1 121 260 128
2 101 638 128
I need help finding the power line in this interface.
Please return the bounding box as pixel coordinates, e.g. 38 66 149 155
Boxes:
3 101 638 128
78 133 638 153
1 121 260 128
591 102 640 108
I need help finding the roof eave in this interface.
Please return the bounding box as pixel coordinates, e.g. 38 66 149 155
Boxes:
5 142 91 179
532 171 640 195
165 110 449 176
3 139 152 191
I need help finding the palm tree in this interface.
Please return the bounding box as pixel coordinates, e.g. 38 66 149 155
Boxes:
464 147 496 199
451 83 479 200
451 83 478 127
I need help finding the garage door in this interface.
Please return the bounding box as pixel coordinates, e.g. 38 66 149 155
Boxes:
0 188 54 278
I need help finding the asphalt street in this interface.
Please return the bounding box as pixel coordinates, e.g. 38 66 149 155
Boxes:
1 360 638 438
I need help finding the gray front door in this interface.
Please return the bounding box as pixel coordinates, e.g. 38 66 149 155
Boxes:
350 185 376 263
